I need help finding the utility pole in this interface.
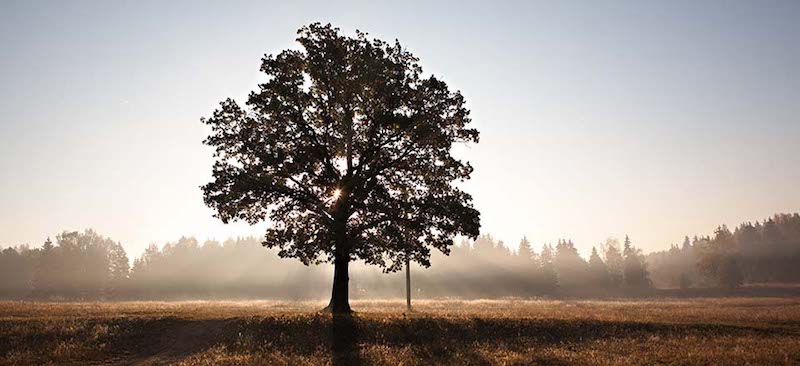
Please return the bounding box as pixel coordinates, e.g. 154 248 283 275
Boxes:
405 253 412 312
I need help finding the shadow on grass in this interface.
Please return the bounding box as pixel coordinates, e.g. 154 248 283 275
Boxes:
2 314 798 364
331 314 363 366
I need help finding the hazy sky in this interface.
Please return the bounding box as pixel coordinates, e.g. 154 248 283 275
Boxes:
1 0 799 259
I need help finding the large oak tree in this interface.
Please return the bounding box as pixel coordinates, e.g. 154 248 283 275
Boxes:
202 23 480 313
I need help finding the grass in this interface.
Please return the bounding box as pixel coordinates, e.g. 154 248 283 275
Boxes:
1 298 800 365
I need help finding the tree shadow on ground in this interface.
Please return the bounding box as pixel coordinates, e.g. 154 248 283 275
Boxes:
11 314 794 365
331 314 363 366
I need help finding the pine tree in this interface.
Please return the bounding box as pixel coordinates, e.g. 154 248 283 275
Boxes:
539 243 557 291
42 237 54 252
554 239 589 288
33 237 57 298
622 235 650 288
681 236 691 251
513 237 538 295
603 239 624 287
697 226 743 289
623 235 632 257
588 246 610 286
517 236 535 261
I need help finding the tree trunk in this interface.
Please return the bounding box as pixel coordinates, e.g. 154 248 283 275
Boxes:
329 254 351 314
405 255 411 312
327 229 351 314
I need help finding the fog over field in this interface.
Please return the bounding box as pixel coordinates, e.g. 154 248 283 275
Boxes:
2 213 799 301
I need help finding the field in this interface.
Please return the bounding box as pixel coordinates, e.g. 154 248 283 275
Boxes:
1 298 800 365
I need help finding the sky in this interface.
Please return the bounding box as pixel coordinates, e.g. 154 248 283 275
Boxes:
1 0 799 259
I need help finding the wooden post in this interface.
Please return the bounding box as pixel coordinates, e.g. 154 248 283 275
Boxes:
405 254 411 312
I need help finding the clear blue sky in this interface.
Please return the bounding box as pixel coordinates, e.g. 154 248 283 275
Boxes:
1 0 799 258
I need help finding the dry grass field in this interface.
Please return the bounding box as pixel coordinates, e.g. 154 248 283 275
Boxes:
1 298 800 365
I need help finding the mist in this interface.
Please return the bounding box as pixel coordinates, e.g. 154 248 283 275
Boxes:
3 212 799 301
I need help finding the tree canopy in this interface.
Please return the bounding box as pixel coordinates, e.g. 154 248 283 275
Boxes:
201 24 480 311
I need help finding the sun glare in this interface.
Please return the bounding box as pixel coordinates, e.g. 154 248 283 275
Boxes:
332 189 341 200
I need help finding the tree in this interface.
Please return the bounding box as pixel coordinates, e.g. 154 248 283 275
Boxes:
517 237 535 261
107 242 130 297
0 246 38 299
733 222 759 282
30 230 126 300
588 246 609 286
622 235 650 288
554 239 590 288
33 238 56 297
512 237 538 295
539 244 557 291
201 23 480 314
697 226 743 289
42 237 54 252
602 238 624 287
681 236 691 251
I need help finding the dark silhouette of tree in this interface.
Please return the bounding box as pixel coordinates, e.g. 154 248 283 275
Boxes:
622 236 650 289
200 23 480 313
753 216 799 282
647 236 700 289
28 230 125 299
554 239 590 288
697 226 743 289
106 241 129 296
733 222 760 282
32 238 56 297
602 239 624 287
510 237 539 294
678 236 697 288
0 245 38 299
539 243 558 291
517 237 535 261
127 237 329 300
588 246 610 286
42 237 54 252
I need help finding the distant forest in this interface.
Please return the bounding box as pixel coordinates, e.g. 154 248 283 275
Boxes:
1 213 799 300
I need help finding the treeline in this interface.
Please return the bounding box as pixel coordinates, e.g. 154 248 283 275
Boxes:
396 235 651 298
0 232 651 300
0 231 129 300
647 213 800 289
0 233 329 300
1 213 799 300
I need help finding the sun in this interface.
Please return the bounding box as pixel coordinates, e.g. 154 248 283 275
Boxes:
332 189 342 200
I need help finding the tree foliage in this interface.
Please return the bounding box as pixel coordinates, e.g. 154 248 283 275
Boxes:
696 226 743 289
201 23 480 272
622 236 650 288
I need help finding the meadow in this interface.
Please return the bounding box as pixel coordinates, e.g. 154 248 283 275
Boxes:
1 298 799 365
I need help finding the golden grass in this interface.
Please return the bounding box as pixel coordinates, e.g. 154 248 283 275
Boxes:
1 298 799 365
